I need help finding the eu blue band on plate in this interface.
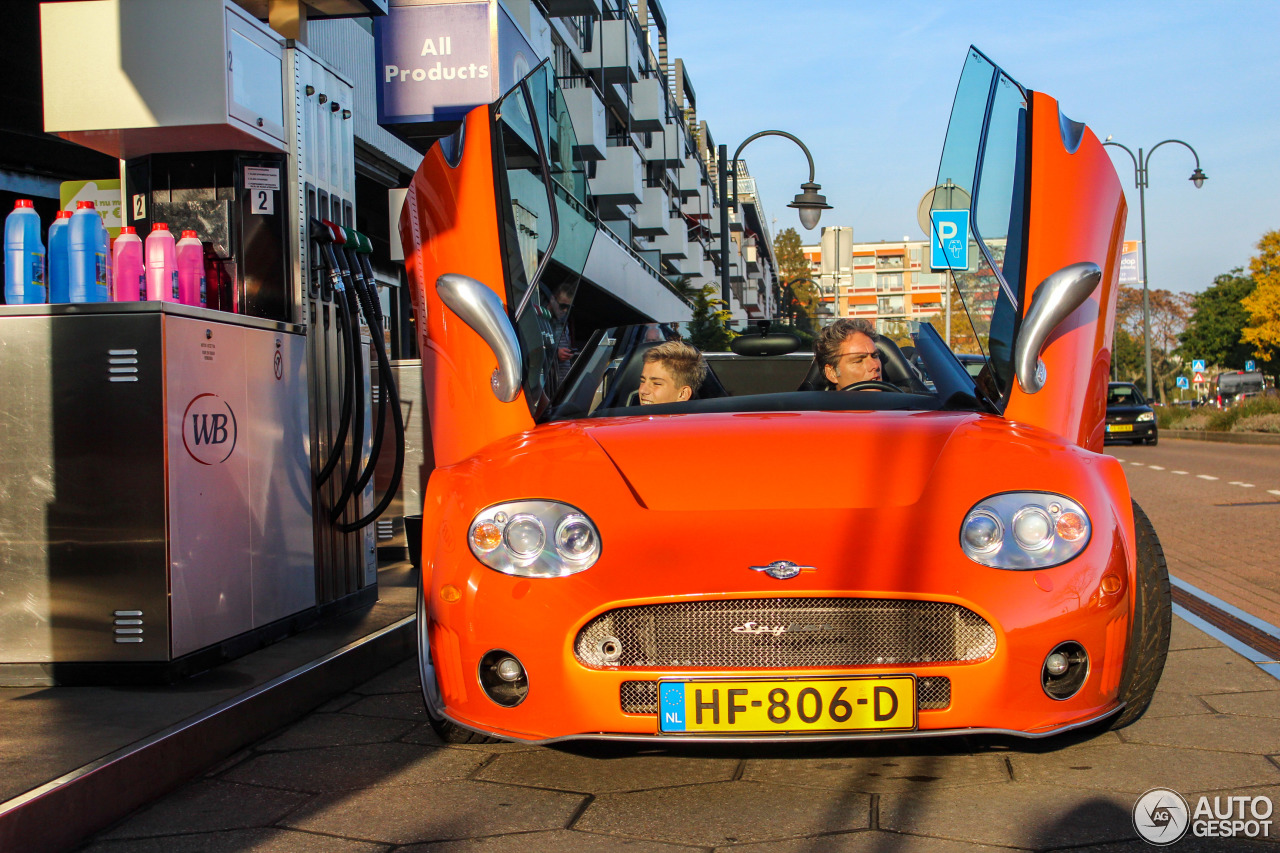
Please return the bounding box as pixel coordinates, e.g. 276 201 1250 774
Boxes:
660 682 686 731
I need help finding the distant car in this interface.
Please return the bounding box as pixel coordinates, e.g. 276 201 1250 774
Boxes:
955 353 987 380
1105 383 1158 446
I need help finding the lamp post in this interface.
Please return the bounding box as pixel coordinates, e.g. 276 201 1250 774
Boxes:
719 131 830 312
1102 138 1206 398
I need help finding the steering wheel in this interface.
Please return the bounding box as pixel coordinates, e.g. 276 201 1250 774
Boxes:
838 380 901 393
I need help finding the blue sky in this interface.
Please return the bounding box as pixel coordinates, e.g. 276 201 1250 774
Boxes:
672 1 1280 294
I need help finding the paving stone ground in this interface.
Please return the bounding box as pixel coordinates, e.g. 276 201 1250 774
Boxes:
74 617 1280 853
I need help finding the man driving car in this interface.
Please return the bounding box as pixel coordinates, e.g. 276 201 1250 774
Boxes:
815 318 885 390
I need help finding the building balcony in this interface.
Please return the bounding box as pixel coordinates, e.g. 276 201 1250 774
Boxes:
546 0 602 16
744 243 760 274
642 123 682 166
560 81 607 162
634 185 671 237
592 141 644 206
583 17 642 85
677 156 703 198
631 75 665 132
652 221 688 260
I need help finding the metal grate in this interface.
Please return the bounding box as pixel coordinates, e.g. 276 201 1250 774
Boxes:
917 676 951 710
578 598 996 669
619 676 952 715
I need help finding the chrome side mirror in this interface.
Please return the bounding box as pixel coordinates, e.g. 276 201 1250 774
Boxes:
1014 262 1102 394
436 274 523 403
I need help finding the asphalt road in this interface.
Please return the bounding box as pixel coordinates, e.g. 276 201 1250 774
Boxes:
1104 437 1280 629
67 438 1280 853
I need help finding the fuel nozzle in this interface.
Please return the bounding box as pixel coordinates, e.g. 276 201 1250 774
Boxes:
309 217 345 296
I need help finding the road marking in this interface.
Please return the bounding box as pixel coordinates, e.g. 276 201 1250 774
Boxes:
1130 461 1144 466
1149 465 1165 470
1198 475 1219 480
1229 482 1256 488
1270 490 1280 497
1172 470 1188 475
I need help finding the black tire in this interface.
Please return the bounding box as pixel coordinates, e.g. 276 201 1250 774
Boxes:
417 584 501 744
1109 501 1171 729
1145 434 1159 446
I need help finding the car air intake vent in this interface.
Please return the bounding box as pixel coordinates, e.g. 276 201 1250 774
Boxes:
619 675 953 715
579 598 995 669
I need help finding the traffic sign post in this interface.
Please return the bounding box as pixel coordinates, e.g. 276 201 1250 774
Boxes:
1246 359 1256 372
1192 359 1206 374
1176 376 1189 389
930 210 970 270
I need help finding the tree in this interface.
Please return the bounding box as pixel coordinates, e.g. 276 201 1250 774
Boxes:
1242 229 1280 386
773 228 820 329
1177 268 1255 370
1113 284 1191 404
686 283 733 353
1112 326 1144 383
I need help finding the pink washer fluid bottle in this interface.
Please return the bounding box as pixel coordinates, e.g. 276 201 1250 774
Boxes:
176 230 206 306
145 222 178 302
112 226 144 301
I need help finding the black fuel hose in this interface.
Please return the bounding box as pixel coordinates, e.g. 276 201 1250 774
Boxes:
343 246 388 497
311 223 356 488
327 242 367 524
334 248 405 534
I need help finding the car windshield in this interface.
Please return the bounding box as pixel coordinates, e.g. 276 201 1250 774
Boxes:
543 317 987 422
1107 385 1144 406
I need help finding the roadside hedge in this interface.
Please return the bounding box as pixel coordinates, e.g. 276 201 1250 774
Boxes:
1154 394 1280 432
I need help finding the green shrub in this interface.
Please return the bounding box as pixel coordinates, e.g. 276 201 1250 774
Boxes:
1153 405 1197 429
1206 394 1280 431
1232 413 1280 433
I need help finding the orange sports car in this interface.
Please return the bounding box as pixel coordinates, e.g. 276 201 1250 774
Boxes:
399 48 1170 743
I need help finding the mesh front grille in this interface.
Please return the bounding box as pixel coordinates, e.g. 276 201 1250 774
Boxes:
579 598 995 669
620 681 658 714
618 676 952 715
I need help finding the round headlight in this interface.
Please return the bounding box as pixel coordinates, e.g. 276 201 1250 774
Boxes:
504 514 545 559
556 515 597 561
962 510 1003 553
1012 506 1053 551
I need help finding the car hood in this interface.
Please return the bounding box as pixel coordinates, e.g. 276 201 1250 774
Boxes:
580 410 984 512
1106 405 1152 418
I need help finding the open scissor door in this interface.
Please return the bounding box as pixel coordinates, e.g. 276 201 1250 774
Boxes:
930 47 1127 449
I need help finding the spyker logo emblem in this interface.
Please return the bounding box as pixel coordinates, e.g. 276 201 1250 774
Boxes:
749 560 814 580
733 621 831 636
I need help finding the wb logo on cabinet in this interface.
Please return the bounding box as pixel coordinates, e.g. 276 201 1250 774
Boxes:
182 393 239 465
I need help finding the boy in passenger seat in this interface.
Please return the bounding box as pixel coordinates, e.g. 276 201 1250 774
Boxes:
637 341 707 405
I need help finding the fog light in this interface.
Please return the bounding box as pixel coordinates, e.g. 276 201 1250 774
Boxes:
1042 642 1088 700
495 657 523 682
479 649 528 707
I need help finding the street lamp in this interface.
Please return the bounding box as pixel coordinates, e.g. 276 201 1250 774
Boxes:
1102 137 1206 398
719 131 830 309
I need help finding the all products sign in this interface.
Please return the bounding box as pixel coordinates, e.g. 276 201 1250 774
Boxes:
375 1 493 125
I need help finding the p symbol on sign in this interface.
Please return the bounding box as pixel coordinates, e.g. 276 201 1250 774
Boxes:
938 222 958 241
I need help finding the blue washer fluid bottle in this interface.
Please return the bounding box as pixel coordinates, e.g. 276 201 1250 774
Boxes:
47 209 72 303
68 200 106 303
5 199 46 304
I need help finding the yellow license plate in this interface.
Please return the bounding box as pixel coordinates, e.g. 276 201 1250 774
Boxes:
658 676 916 734
1108 424 1133 432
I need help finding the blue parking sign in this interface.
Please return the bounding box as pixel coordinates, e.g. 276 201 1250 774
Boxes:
1176 376 1189 389
1246 360 1256 372
930 210 970 270
1192 359 1206 373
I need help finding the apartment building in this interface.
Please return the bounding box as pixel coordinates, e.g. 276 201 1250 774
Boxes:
802 230 950 337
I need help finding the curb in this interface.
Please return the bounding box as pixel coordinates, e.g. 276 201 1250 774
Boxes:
0 616 416 853
1164 429 1280 446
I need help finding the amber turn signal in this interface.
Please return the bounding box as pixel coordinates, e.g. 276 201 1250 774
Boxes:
471 521 502 552
1055 512 1086 542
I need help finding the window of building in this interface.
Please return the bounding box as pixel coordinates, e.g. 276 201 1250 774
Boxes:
878 295 905 314
877 254 904 269
852 254 876 267
877 273 902 291
853 272 874 290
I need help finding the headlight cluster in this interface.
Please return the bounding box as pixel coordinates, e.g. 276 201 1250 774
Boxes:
1136 412 1155 422
960 492 1091 569
468 500 601 577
